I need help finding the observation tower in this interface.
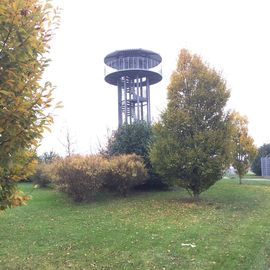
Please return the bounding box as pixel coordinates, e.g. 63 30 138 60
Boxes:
104 49 162 127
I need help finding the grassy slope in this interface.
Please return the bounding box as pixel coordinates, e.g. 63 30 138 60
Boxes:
1 179 270 270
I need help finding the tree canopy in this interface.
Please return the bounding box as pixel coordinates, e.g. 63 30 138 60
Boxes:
106 121 167 189
231 112 257 184
106 121 152 167
150 49 232 199
0 0 60 210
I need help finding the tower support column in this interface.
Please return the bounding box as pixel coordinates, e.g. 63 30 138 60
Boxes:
136 75 140 121
117 80 122 127
146 77 151 123
124 77 127 124
140 79 144 121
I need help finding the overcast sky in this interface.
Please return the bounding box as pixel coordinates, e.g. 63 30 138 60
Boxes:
39 0 270 155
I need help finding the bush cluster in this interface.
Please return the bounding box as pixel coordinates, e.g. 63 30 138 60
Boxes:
30 151 60 187
105 121 167 190
106 154 148 196
55 155 108 202
53 154 147 202
30 162 58 188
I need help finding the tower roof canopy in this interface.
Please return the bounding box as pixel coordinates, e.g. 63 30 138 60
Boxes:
104 48 162 64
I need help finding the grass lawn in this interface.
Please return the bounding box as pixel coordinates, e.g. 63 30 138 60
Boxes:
1 178 270 269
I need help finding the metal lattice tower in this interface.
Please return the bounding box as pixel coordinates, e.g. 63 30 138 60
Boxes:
104 49 162 127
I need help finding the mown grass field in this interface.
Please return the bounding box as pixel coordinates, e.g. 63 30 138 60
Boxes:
1 178 270 270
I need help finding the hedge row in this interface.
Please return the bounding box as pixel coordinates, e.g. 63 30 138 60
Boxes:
32 154 148 201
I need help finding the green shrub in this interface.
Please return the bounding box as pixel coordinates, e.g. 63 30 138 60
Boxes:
55 155 108 202
105 121 166 190
106 154 148 196
106 121 152 166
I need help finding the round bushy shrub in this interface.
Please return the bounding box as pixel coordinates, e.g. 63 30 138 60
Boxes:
31 163 57 188
56 155 108 202
30 151 60 187
105 121 167 190
106 154 148 196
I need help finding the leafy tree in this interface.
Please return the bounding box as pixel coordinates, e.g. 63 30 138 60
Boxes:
150 49 232 200
106 121 166 189
0 0 60 210
251 144 270 176
107 121 152 167
230 112 257 183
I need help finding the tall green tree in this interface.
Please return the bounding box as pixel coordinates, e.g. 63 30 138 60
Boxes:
0 0 60 210
231 112 257 184
251 144 270 176
150 49 232 199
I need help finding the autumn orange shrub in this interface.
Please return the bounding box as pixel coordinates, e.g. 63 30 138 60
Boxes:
106 154 148 196
54 154 147 201
30 162 59 188
55 155 109 202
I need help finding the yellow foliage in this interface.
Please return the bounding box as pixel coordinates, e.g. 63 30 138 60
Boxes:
31 161 59 187
54 154 147 201
106 154 148 196
230 111 258 182
55 155 109 202
0 0 60 210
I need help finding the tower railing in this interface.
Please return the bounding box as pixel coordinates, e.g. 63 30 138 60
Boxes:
104 63 162 78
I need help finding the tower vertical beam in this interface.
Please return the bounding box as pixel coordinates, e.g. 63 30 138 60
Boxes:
140 79 143 121
146 77 150 123
136 75 140 121
117 80 122 127
124 77 127 124
129 79 132 124
132 79 136 122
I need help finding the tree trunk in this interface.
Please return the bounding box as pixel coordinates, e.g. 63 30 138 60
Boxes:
193 192 200 203
239 176 242 185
